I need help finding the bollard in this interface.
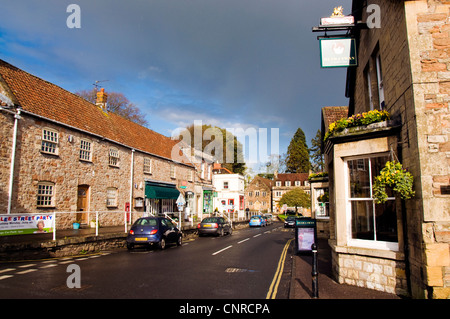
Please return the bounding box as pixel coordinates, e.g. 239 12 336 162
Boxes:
311 243 319 298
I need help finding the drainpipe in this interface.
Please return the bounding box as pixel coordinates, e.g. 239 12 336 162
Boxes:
5 108 21 214
129 149 135 224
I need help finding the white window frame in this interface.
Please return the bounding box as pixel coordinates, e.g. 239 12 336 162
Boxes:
106 187 118 207
41 128 59 155
295 180 301 186
109 147 120 167
276 181 281 187
344 154 399 251
170 164 176 179
79 139 92 162
285 181 291 187
37 182 55 208
144 158 152 174
376 54 385 110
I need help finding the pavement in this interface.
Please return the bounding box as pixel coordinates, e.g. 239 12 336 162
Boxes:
288 237 401 299
0 223 402 299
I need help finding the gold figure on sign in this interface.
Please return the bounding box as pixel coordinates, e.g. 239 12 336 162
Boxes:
331 6 344 17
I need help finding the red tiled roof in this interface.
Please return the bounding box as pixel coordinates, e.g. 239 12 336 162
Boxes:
275 173 309 183
321 106 348 129
0 59 190 165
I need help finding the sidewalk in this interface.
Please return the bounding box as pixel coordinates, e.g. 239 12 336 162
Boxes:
289 238 401 299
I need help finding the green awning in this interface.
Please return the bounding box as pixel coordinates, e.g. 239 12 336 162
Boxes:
145 185 180 199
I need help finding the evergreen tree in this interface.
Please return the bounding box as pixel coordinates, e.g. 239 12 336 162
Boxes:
286 128 311 173
310 129 324 172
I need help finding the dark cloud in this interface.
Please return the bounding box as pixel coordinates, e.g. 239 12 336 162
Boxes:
1 0 351 166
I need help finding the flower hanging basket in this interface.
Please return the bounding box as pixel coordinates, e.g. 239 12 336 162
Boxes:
373 161 415 204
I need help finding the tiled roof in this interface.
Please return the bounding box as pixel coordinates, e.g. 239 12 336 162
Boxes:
0 59 191 165
249 175 274 189
275 173 309 183
322 106 349 129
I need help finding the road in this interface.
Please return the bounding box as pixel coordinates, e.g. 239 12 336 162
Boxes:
0 221 294 299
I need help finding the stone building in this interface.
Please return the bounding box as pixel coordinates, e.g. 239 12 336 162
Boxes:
320 1 450 298
272 172 310 215
244 175 274 213
0 59 196 228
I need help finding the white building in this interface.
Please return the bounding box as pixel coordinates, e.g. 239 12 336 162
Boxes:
212 164 245 218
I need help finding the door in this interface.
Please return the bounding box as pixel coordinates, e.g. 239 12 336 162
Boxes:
77 185 90 224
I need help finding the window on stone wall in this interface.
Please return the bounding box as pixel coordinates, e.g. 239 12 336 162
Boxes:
37 182 55 207
144 158 152 174
79 139 92 162
106 187 118 207
170 164 176 179
109 147 120 167
41 128 59 155
346 154 398 250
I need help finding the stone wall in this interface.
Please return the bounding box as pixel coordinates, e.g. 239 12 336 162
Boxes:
0 111 195 229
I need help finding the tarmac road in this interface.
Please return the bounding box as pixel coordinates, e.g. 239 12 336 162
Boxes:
0 221 293 299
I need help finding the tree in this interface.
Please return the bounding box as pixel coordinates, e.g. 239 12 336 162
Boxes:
286 128 311 173
182 123 247 175
75 89 148 127
279 188 310 214
310 129 324 173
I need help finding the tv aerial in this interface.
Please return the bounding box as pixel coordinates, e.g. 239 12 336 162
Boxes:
93 80 109 90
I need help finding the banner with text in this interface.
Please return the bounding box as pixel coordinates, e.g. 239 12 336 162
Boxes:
0 213 54 236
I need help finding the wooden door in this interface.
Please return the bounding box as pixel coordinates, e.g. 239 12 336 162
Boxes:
77 185 89 224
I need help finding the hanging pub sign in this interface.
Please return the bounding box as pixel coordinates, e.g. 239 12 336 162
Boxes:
319 37 357 68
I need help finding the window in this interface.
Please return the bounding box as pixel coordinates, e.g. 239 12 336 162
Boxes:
170 164 176 179
275 191 282 197
295 181 301 186
41 128 59 155
79 139 92 161
375 54 385 110
144 158 152 174
365 64 374 110
285 181 291 187
248 191 253 197
255 191 260 197
239 196 244 210
188 170 193 182
37 182 55 207
276 181 281 187
224 181 229 189
109 147 120 167
106 187 118 207
262 191 267 197
346 155 398 250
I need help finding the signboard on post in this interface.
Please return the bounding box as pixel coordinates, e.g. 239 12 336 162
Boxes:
295 218 317 254
0 213 54 236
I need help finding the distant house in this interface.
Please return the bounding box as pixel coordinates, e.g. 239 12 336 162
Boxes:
272 172 310 215
212 163 245 218
0 59 196 228
244 175 273 213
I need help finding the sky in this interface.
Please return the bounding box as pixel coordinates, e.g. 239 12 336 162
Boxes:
0 0 351 173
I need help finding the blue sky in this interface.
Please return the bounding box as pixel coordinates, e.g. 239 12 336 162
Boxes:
0 0 351 173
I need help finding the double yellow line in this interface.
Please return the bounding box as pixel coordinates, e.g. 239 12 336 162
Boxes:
266 238 293 299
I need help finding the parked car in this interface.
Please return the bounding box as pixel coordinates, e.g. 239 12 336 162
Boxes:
126 217 182 250
198 217 232 236
284 216 297 228
264 214 273 225
249 215 266 227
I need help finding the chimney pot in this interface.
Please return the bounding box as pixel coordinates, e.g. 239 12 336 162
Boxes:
96 88 108 111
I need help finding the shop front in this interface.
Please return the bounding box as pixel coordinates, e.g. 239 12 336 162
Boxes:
144 181 180 216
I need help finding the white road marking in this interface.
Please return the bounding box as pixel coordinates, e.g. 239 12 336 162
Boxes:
238 238 250 244
212 245 233 256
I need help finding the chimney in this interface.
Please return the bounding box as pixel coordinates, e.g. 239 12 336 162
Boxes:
96 88 108 111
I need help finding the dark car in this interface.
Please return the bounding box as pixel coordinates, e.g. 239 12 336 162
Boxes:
284 216 297 228
198 217 232 237
126 217 182 250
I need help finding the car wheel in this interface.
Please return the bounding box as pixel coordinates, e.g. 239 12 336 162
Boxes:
177 235 182 246
158 238 166 250
228 227 233 235
218 228 224 237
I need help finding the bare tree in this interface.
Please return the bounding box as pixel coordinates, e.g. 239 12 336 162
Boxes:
75 89 149 127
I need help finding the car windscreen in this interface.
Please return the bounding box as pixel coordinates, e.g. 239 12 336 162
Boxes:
134 218 158 226
202 217 219 223
250 216 260 220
